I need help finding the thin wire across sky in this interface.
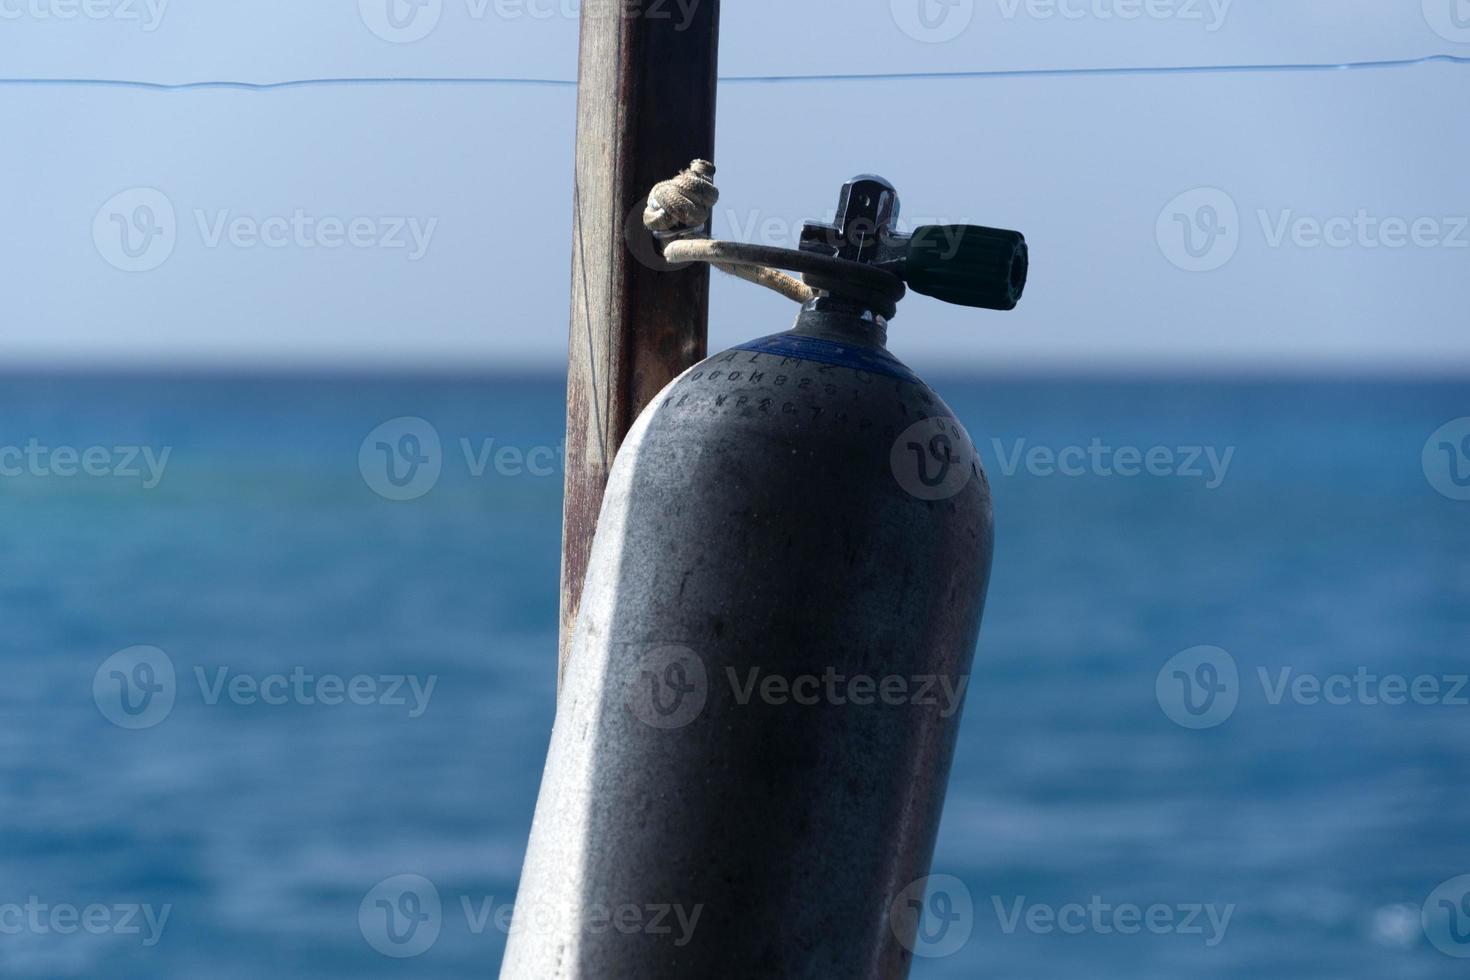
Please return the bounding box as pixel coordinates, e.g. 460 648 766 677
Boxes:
0 51 1466 91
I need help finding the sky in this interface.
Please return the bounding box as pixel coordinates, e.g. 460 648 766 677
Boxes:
0 0 1466 372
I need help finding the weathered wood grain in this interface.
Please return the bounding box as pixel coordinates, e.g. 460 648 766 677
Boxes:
560 0 720 680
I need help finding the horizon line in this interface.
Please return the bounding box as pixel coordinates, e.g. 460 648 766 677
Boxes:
0 359 1465 383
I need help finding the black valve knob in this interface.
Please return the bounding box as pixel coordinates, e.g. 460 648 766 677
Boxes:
904 225 1028 311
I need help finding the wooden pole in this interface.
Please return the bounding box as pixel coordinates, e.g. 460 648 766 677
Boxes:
559 0 720 679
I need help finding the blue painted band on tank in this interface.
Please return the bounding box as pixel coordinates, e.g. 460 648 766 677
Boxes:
733 332 920 384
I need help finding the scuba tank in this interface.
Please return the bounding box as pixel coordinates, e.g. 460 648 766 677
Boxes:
502 170 1027 979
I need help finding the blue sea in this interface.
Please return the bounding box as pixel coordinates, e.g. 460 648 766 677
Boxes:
2 373 1467 979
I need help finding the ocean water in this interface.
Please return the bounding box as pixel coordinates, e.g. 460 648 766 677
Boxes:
1 372 1467 979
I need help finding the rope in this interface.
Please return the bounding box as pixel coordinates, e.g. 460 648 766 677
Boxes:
643 159 721 237
661 238 906 316
644 161 816 305
711 260 816 305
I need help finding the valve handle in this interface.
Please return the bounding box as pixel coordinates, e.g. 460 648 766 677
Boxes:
903 225 1028 312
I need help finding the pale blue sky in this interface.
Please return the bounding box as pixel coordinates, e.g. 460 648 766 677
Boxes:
1 0 1466 371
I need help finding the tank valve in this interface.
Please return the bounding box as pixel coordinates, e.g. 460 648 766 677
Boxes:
650 162 1029 320
799 175 1028 312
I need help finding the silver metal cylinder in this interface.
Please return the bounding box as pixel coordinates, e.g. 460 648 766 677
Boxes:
502 305 992 979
